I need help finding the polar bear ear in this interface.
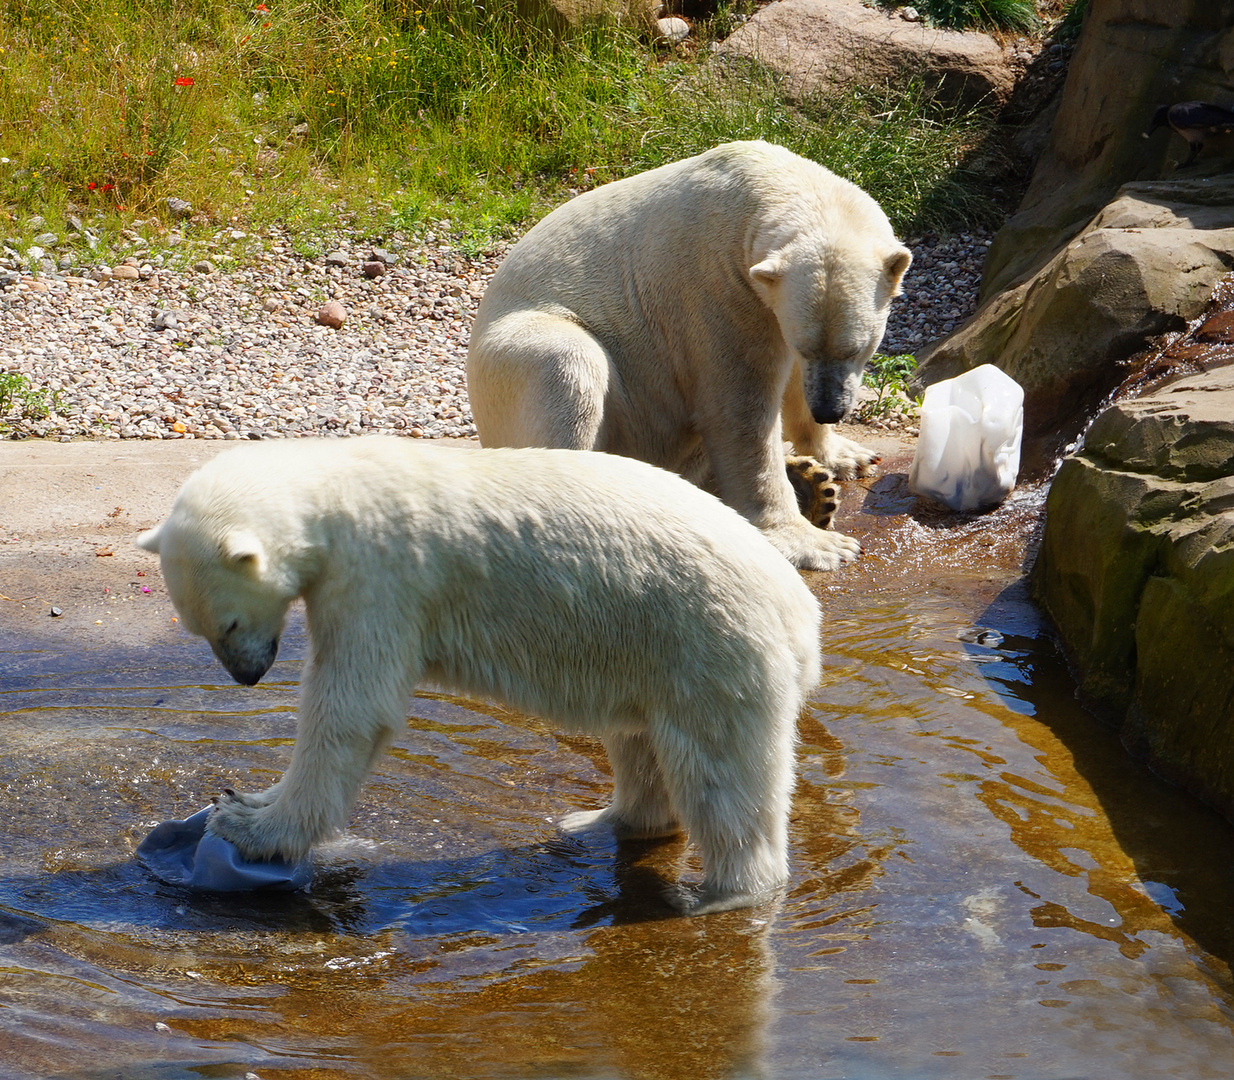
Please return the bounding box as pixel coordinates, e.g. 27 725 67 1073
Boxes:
221 530 267 576
749 256 785 289
884 247 912 294
136 524 163 553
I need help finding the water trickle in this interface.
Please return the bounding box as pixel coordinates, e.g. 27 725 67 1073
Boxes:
1 456 1233 1079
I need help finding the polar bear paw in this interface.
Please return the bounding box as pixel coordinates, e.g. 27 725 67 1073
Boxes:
559 805 680 840
820 431 881 480
785 455 840 529
207 789 309 862
763 519 861 572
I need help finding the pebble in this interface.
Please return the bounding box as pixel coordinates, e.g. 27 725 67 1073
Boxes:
316 300 348 329
0 221 989 443
0 226 498 441
881 229 992 356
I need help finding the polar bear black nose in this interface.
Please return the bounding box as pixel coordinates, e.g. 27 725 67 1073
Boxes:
809 401 847 425
214 636 279 686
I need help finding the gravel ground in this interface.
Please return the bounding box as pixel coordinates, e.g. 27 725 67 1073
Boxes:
0 220 992 441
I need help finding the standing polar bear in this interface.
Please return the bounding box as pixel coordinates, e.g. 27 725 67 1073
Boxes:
137 438 821 914
467 140 912 571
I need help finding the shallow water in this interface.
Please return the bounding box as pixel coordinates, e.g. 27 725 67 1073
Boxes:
2 476 1234 1080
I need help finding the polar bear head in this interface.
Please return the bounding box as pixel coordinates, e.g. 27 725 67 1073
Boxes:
138 499 300 686
750 232 911 425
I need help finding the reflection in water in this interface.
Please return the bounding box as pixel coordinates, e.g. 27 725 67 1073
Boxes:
2 475 1234 1079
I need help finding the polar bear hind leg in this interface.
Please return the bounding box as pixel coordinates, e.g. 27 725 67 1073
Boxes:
468 310 611 451
652 698 797 914
785 455 840 530
559 731 681 838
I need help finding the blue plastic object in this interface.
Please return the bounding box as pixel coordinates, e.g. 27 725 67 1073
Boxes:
136 807 314 892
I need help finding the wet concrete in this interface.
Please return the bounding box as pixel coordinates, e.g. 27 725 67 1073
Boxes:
2 448 1234 1079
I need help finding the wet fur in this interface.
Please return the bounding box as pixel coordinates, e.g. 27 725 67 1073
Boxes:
137 438 822 915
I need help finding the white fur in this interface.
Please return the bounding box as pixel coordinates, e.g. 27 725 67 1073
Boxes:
138 438 822 915
466 140 911 571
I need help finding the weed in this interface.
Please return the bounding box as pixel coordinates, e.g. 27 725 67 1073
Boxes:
858 352 919 419
0 371 59 426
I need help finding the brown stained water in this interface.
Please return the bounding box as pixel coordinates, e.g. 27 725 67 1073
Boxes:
3 463 1234 1080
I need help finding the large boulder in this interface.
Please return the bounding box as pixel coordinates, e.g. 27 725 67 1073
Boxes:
1035 365 1234 820
916 179 1234 436
982 0 1234 299
716 0 1014 109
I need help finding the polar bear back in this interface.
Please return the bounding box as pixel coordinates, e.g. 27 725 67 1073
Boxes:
476 140 896 339
168 437 822 732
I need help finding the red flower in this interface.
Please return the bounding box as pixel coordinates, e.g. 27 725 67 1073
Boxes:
87 181 97 190
145 149 154 155
175 76 194 86
102 183 114 191
255 2 268 9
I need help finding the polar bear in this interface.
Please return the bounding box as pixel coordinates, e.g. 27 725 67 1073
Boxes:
137 437 821 914
467 140 911 571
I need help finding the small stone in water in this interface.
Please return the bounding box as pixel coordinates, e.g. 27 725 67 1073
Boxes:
49 606 62 617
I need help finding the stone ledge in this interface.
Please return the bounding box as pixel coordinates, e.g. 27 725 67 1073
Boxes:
1035 366 1234 820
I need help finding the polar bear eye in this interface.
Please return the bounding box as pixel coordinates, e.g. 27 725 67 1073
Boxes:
225 619 240 636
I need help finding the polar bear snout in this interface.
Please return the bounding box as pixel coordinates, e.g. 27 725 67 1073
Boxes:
211 633 279 686
803 362 862 425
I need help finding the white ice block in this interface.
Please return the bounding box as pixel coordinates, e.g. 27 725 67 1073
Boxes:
908 364 1024 512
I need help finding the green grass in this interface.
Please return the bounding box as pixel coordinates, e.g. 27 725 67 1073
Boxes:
873 0 1038 32
0 0 1004 250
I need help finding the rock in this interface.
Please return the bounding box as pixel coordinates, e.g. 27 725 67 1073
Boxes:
65 216 84 234
26 246 44 263
655 16 689 42
316 300 347 328
716 0 1014 109
325 250 349 268
262 297 283 312
193 260 215 274
33 232 58 247
370 247 396 265
166 197 193 220
154 309 190 331
362 260 387 278
1035 364 1234 822
916 178 1234 437
111 264 140 280
982 1 1234 299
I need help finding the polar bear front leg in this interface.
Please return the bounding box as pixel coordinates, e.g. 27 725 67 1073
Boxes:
705 414 861 571
560 731 681 839
208 651 410 861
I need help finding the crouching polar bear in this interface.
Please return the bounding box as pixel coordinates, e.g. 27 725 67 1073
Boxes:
467 140 912 572
137 437 821 914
